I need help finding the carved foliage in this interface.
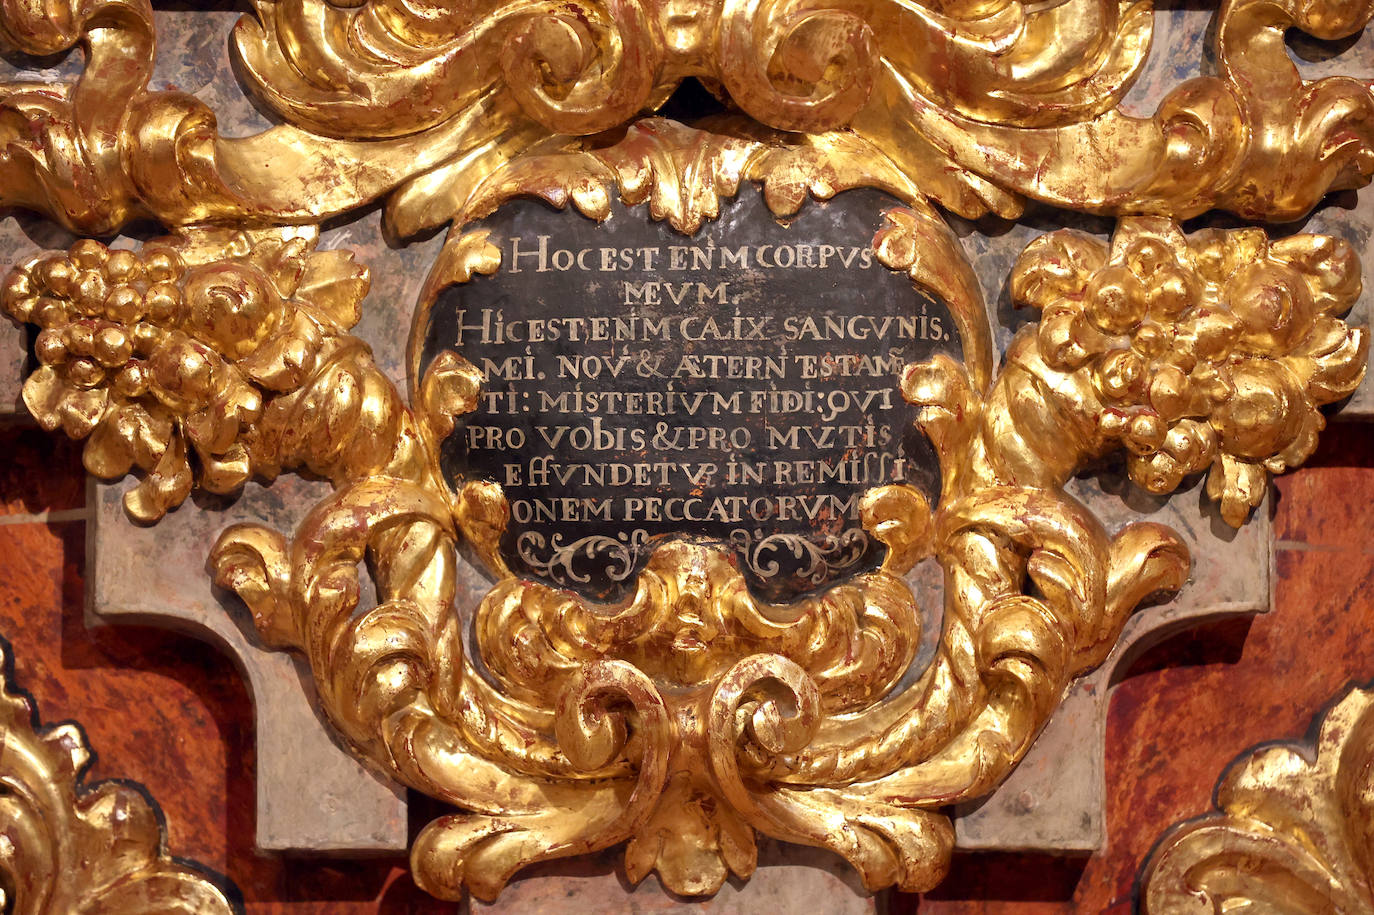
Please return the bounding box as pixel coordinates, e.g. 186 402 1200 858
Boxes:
2 0 1373 237
1144 686 1374 914
0 638 239 914
0 0 1371 901
2 112 1367 897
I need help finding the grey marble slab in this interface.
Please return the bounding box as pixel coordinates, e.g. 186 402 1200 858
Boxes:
89 473 409 853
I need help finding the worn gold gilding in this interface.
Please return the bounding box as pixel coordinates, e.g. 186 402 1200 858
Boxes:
1145 687 1374 913
0 638 237 913
0 0 1370 902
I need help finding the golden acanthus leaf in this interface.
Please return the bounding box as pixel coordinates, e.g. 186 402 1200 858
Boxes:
0 636 240 914
1144 686 1374 913
1 0 1372 235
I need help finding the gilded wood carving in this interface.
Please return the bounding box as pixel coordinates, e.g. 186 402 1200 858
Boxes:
0 0 1370 904
0 637 238 913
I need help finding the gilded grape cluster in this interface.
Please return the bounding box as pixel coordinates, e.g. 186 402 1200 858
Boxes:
1 231 369 520
1012 217 1367 524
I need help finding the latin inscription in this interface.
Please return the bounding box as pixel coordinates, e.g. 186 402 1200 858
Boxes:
419 190 960 601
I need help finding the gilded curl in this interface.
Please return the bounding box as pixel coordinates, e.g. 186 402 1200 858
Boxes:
0 0 1372 902
235 0 662 137
4 0 1374 237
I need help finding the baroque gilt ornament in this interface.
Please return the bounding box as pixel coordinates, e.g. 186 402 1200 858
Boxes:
1144 685 1374 913
0 636 238 913
0 0 1370 903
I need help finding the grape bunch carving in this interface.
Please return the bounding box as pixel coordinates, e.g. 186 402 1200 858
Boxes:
2 231 369 520
1012 218 1368 524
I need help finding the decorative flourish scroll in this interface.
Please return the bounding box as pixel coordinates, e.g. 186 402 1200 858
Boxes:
0 636 240 914
235 0 661 137
731 529 871 589
2 0 1372 237
1143 686 1374 913
0 0 1371 903
515 530 649 588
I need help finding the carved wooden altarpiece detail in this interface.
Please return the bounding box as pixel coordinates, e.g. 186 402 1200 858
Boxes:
0 0 1370 908
0 635 237 912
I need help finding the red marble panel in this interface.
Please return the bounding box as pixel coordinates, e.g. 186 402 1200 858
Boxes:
0 423 85 515
0 495 427 911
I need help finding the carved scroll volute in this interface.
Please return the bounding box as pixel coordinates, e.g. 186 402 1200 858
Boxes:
716 0 878 132
0 638 239 914
234 0 666 138
498 0 664 134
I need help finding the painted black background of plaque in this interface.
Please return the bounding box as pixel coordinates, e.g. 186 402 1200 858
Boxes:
418 187 961 602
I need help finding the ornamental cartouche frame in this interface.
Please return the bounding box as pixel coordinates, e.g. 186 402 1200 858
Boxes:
0 0 1369 904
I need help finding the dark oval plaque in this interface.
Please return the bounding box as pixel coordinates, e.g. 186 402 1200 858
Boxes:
416 188 962 602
